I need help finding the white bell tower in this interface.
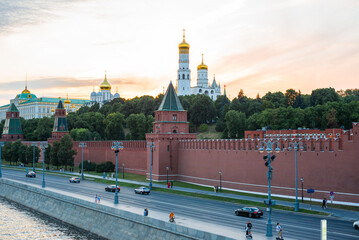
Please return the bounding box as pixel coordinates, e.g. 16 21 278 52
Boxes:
176 29 191 96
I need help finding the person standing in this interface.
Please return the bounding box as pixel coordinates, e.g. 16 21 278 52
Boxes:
95 194 98 203
98 195 101 204
170 181 173 189
322 198 326 209
167 181 170 189
324 198 327 209
144 208 148 216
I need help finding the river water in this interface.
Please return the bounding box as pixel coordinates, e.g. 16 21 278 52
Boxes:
0 197 105 240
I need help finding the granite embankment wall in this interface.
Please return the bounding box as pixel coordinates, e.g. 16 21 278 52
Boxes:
0 179 232 240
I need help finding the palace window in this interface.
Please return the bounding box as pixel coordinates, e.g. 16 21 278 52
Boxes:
172 114 177 121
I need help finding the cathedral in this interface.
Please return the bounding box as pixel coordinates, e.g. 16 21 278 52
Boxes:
89 73 120 106
176 30 222 100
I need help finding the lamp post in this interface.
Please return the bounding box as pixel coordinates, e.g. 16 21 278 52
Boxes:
166 167 169 185
147 142 155 190
31 143 37 172
301 177 304 203
79 142 87 180
288 141 303 212
0 142 4 178
40 143 48 188
111 142 123 204
122 163 125 179
259 139 280 237
219 170 222 192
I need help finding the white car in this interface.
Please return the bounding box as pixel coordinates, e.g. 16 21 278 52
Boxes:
69 177 81 183
134 186 150 195
354 221 359 230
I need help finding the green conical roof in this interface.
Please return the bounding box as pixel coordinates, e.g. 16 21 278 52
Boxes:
57 100 64 109
158 82 184 111
7 103 19 112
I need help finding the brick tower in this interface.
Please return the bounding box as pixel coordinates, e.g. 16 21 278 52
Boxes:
146 81 196 181
1 103 24 141
51 100 69 140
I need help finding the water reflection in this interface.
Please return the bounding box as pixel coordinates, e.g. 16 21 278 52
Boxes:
0 197 105 240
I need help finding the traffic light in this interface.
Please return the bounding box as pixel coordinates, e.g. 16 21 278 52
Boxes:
115 150 119 153
264 155 276 166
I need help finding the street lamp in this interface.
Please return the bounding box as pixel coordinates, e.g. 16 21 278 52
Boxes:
147 142 155 190
259 139 280 237
79 142 87 180
219 170 222 192
122 163 125 179
288 141 304 212
0 142 4 178
40 142 48 188
31 143 37 172
166 166 169 185
111 142 123 204
301 177 304 203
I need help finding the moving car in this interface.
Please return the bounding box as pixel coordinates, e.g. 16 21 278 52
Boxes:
354 221 359 230
26 171 36 178
134 186 150 195
69 177 81 183
235 207 263 218
105 185 120 192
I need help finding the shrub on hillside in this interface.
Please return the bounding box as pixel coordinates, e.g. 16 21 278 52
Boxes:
199 123 208 132
96 161 115 172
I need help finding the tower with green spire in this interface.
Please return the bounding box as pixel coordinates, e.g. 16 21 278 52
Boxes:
51 100 69 140
1 103 24 141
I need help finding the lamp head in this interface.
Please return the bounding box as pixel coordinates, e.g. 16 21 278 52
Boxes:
275 146 280 153
300 145 304 150
259 146 264 153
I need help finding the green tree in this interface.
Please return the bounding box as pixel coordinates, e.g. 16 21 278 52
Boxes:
310 88 339 106
34 117 54 140
50 141 61 169
10 140 22 165
285 89 299 107
44 144 52 169
262 92 285 109
58 135 77 170
225 110 246 138
126 113 148 140
104 112 125 140
70 128 93 141
189 95 216 126
25 145 40 167
2 142 12 163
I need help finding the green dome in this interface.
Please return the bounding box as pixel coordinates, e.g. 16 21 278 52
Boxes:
16 93 37 99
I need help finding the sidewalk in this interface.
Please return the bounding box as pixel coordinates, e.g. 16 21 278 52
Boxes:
69 170 359 222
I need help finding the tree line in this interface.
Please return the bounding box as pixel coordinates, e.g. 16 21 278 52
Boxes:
0 87 358 141
1 135 77 170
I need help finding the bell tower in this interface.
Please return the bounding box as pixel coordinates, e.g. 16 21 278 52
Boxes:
176 29 191 96
146 82 196 182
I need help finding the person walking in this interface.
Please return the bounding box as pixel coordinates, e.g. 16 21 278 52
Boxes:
167 181 170 189
322 198 326 209
144 208 148 216
95 194 98 203
98 195 101 204
276 222 283 239
170 181 173 189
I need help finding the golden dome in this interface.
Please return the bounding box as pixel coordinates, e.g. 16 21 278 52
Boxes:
197 54 208 70
64 94 71 104
22 88 30 94
178 29 190 54
100 72 112 90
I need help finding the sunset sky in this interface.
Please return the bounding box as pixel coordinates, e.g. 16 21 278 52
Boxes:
0 0 358 106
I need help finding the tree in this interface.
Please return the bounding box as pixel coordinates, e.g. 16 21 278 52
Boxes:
310 88 339 106
104 112 125 140
126 113 148 140
58 135 77 170
10 140 22 165
225 110 246 138
262 92 285 109
50 141 61 169
285 89 298 107
70 128 93 141
44 144 52 169
189 95 216 126
34 117 54 140
2 142 12 163
25 145 40 167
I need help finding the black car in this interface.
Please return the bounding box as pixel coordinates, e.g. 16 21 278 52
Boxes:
26 171 36 178
105 185 120 192
235 207 263 218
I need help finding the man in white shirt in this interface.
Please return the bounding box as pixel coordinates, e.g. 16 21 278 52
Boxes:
276 222 283 239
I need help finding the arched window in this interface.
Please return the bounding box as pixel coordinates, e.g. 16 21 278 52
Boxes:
182 74 185 79
199 89 202 93
173 130 177 133
187 74 189 79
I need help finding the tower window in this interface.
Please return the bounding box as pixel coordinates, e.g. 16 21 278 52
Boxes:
187 74 189 79
178 74 180 79
173 114 177 121
182 74 185 79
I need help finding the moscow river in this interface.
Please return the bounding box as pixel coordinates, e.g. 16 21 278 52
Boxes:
0 197 105 240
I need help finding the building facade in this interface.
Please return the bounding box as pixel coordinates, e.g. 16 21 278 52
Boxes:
0 84 90 121
176 30 221 100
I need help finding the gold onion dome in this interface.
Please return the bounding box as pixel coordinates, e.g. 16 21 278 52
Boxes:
21 86 30 94
197 54 208 70
100 73 111 90
178 29 190 54
64 94 71 104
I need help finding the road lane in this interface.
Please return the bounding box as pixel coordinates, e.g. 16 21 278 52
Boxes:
2 169 358 240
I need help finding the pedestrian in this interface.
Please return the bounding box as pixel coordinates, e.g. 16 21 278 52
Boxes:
276 222 283 239
103 172 106 179
324 198 327 209
167 181 170 188
144 208 148 216
170 180 173 188
213 186 216 192
111 172 114 178
95 194 98 203
322 198 326 209
98 195 101 203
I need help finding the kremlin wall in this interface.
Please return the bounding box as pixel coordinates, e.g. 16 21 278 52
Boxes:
2 81 359 205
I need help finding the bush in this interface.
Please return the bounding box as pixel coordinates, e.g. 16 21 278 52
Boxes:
199 123 208 132
96 161 115 173
79 161 97 171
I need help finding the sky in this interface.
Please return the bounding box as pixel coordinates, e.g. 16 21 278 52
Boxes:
0 0 358 106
